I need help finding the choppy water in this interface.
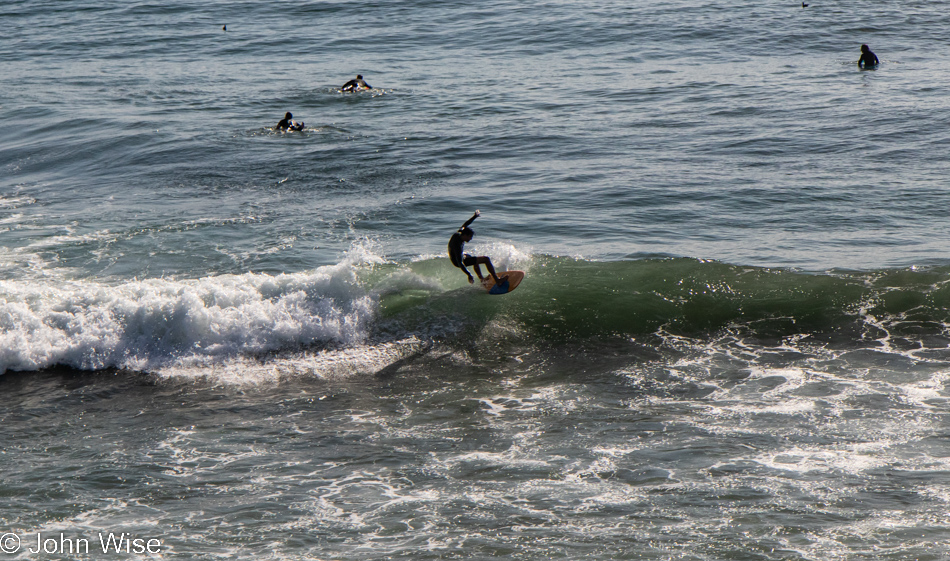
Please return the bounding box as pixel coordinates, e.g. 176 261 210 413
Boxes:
3 0 950 559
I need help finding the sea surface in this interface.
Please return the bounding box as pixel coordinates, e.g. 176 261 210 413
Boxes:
3 0 950 559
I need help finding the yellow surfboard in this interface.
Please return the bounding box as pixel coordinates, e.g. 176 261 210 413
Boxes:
480 270 525 295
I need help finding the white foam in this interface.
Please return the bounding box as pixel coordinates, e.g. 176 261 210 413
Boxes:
0 195 36 209
154 337 427 384
754 442 891 476
0 254 379 375
896 370 950 408
464 240 533 273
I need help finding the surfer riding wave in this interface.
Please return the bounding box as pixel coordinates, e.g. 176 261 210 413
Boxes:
448 210 506 285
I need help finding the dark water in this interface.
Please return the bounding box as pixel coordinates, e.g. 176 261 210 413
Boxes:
2 0 950 559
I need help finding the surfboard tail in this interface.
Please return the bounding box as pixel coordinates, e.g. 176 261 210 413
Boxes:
489 280 510 294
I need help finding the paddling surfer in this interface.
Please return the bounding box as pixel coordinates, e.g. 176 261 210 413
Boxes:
276 112 304 131
341 74 372 92
448 210 506 285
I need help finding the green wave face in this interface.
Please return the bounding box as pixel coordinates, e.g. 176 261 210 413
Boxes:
370 257 950 347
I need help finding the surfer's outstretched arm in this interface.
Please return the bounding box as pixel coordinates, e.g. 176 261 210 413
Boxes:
459 209 480 231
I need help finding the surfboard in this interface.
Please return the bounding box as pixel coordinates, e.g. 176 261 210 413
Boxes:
480 270 525 295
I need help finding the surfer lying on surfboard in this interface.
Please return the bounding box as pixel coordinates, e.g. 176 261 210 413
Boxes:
448 210 507 286
341 74 372 92
276 112 304 131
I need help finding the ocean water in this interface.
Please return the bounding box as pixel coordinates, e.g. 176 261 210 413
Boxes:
3 0 950 559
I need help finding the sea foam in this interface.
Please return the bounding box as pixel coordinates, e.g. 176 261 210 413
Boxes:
0 255 378 375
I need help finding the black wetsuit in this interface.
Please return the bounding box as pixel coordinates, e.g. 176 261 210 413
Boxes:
276 117 303 131
858 50 879 68
448 232 476 276
342 77 372 92
448 213 479 280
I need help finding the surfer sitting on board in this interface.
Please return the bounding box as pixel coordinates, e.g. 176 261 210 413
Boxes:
276 112 304 131
341 74 372 92
448 210 507 286
858 44 879 69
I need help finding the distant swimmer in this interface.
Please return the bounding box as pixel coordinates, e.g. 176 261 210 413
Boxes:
222 24 227 31
448 210 506 286
341 74 372 92
858 44 879 69
276 112 304 131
